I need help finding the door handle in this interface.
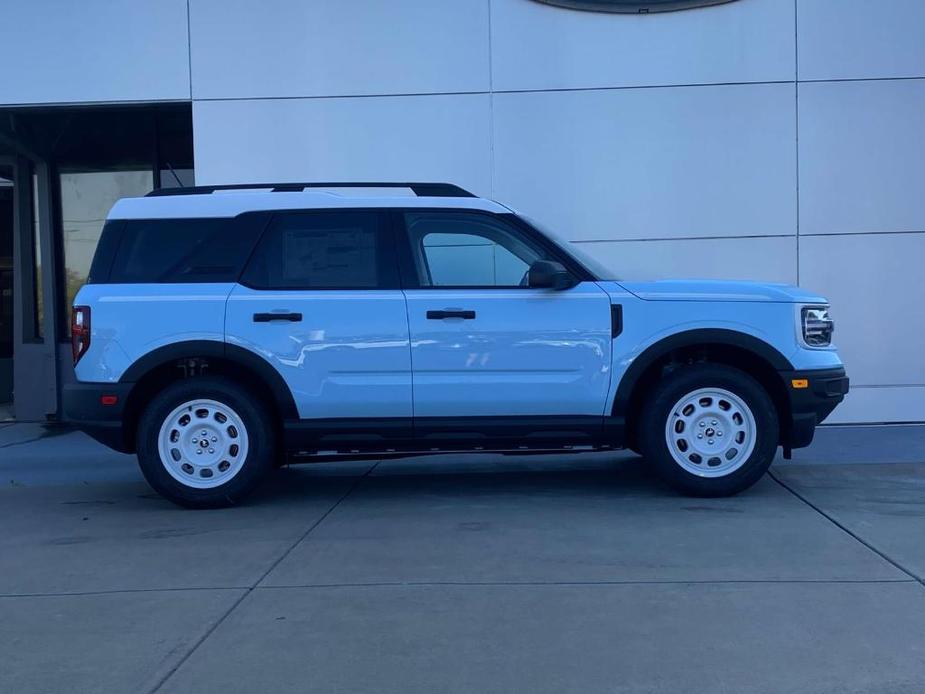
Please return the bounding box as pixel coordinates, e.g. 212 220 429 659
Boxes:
253 312 303 323
426 309 476 320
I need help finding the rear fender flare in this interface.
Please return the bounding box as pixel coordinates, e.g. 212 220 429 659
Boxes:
120 340 298 419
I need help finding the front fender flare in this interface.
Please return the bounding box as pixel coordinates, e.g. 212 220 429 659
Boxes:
611 328 793 418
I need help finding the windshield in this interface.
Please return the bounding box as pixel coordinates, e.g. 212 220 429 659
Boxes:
522 215 618 280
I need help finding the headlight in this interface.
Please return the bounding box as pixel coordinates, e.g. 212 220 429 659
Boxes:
801 305 834 347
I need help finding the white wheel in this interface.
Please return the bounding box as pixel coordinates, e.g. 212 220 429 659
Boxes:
157 399 250 489
664 387 757 478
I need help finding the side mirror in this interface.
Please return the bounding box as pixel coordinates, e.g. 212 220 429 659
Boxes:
528 260 574 290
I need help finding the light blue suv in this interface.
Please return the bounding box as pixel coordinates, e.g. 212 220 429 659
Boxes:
65 182 848 508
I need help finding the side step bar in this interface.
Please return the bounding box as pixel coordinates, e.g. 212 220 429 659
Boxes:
288 444 616 464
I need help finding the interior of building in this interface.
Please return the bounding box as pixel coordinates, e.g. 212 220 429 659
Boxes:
0 166 13 417
0 105 193 421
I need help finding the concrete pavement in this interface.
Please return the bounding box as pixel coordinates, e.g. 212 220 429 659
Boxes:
1 423 924 693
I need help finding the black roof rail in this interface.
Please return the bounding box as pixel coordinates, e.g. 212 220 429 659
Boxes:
145 182 475 198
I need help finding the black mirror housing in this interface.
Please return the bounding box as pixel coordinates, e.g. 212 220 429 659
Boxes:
528 260 574 290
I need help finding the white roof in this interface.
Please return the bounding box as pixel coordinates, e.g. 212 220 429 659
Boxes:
108 189 509 220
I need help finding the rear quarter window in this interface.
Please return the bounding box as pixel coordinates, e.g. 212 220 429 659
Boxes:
102 216 262 284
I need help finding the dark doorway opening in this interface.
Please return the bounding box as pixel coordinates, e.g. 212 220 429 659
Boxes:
0 164 13 409
0 103 193 420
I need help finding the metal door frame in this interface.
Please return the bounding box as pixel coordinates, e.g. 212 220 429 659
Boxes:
3 153 60 420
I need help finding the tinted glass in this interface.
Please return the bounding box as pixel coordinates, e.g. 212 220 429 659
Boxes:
31 172 44 338
242 210 397 289
107 217 258 283
87 220 123 284
159 168 195 189
405 212 551 288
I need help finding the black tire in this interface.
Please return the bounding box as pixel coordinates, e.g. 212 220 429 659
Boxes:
638 363 778 497
136 376 277 508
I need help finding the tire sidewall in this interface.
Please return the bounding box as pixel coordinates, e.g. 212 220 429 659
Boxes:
640 364 779 497
137 377 276 508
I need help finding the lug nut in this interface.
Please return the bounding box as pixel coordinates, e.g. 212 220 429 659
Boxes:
196 450 202 455
192 438 198 444
708 439 714 444
697 434 703 439
717 431 724 437
211 436 218 442
201 430 207 436
699 422 706 428
711 420 717 426
208 448 215 454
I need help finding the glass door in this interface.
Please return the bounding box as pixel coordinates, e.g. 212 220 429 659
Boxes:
58 168 154 324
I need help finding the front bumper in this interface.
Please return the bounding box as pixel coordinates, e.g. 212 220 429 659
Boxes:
778 366 849 452
62 382 134 453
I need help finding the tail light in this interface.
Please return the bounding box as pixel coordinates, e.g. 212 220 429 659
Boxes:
72 306 91 365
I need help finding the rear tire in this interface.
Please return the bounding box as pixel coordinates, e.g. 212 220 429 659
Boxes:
136 376 276 508
639 363 778 497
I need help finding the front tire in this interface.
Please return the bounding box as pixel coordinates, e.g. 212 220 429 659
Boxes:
639 364 778 497
136 376 277 508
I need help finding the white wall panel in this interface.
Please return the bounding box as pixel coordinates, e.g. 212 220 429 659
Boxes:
798 0 925 81
491 0 794 92
493 83 796 241
827 387 925 424
192 95 491 196
799 79 925 235
0 1 189 105
799 233 925 387
571 236 796 284
189 0 489 99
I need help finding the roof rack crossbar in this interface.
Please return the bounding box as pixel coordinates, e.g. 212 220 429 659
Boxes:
145 182 475 198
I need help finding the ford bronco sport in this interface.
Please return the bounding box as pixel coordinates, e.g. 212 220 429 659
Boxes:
65 182 848 508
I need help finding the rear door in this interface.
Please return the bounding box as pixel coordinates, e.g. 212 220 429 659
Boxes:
225 209 412 439
398 210 612 432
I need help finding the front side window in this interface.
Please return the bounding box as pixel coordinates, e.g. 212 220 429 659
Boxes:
405 212 555 288
242 210 398 290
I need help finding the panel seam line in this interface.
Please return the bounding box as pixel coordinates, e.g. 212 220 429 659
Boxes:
146 461 380 693
769 470 925 588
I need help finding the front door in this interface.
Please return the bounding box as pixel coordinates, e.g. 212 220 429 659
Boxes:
225 208 413 443
399 210 612 430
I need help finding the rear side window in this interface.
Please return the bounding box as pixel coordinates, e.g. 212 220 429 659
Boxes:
105 217 260 283
87 220 124 284
241 210 398 289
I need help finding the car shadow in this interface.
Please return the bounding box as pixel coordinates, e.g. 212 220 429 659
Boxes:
251 452 679 505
